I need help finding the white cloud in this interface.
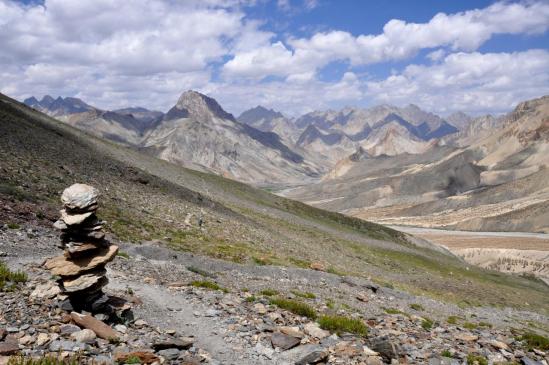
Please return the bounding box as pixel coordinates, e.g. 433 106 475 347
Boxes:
224 1 549 78
366 50 549 115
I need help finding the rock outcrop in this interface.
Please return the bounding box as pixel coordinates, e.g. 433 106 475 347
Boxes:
45 183 118 312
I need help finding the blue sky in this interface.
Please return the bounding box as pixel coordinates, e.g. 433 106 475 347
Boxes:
1 0 548 116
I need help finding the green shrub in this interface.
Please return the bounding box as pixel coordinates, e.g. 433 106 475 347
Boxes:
291 290 316 299
466 354 488 365
318 315 368 336
269 298 317 319
260 288 278 296
384 307 406 315
409 303 424 311
463 322 477 330
441 349 453 358
326 299 335 309
421 318 434 330
8 355 82 365
447 316 459 324
125 355 142 364
7 222 20 229
245 295 256 303
520 332 549 351
190 280 227 292
0 261 27 291
117 251 130 259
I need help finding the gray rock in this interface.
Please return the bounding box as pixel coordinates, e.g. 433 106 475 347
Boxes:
59 324 81 335
49 340 86 352
271 332 301 350
522 357 542 365
61 184 99 211
292 344 329 364
70 329 96 343
152 338 194 351
157 348 180 360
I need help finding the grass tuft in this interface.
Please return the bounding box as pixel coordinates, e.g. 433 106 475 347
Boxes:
269 298 317 319
0 261 27 291
8 355 82 365
116 251 130 259
291 290 316 299
447 316 459 325
318 315 368 336
186 266 216 278
519 332 549 351
409 303 424 311
259 288 278 296
190 280 228 293
421 318 434 331
466 354 488 365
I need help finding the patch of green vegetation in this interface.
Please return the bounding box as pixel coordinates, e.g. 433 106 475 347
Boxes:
0 183 37 202
463 322 478 330
253 256 272 266
384 307 407 315
421 318 434 331
0 261 27 291
190 280 228 293
269 298 317 319
7 222 20 229
186 266 216 278
124 356 142 364
519 332 549 351
409 303 424 311
441 349 454 358
8 355 82 365
245 295 256 303
318 315 368 337
326 266 345 276
289 257 311 269
259 288 278 296
466 354 488 365
447 316 459 325
291 290 316 299
326 299 335 309
117 251 130 259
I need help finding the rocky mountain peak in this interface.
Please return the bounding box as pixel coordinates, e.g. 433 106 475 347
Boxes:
172 90 235 122
238 105 284 125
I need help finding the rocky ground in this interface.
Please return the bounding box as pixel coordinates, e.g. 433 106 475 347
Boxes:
1 223 549 365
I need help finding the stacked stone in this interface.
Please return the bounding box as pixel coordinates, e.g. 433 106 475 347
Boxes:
45 183 118 312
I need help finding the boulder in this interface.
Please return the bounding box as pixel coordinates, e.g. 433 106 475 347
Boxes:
45 245 118 277
70 312 119 341
61 184 99 211
271 332 301 350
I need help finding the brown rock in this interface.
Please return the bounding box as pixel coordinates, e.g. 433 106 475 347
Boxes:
356 292 369 302
70 312 119 340
309 262 326 271
61 269 107 293
152 337 194 350
45 245 118 277
0 329 6 341
455 333 479 342
60 209 94 226
114 351 159 364
64 243 101 258
0 341 19 356
271 332 301 350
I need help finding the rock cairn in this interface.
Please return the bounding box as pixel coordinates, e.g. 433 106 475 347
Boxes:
45 183 118 312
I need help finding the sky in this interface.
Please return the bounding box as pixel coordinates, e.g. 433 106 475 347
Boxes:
0 0 548 117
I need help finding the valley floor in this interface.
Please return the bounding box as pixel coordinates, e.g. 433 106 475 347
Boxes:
392 226 549 285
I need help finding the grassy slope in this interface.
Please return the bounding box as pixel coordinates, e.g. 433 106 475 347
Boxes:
1 93 548 313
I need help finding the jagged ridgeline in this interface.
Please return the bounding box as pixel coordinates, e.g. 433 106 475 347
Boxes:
1 92 549 313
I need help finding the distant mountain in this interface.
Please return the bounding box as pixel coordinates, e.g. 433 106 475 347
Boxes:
24 96 162 144
238 106 301 144
284 95 549 233
142 91 323 184
446 111 473 130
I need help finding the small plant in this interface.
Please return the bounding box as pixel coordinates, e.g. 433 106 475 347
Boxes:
117 251 130 259
441 349 453 358
318 315 368 336
269 298 317 319
125 355 142 364
421 318 434 330
519 332 549 351
463 322 478 330
291 290 316 299
384 307 406 315
126 286 134 295
186 266 216 278
245 295 256 303
326 299 335 309
326 266 345 276
7 222 20 229
0 261 27 291
8 355 82 365
253 256 270 265
478 321 492 328
409 303 424 311
466 354 488 365
447 316 459 324
191 280 228 292
259 288 278 296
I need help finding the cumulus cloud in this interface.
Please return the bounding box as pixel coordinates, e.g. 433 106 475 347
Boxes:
366 50 549 115
224 1 549 79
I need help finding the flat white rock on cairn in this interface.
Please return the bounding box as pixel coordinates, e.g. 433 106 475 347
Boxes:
45 183 118 312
